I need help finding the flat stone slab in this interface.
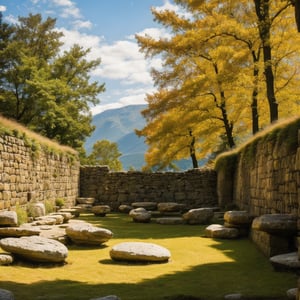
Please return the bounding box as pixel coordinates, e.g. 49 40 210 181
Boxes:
252 214 297 236
0 289 14 300
0 211 18 227
157 202 186 213
110 242 171 263
92 205 111 216
0 236 68 263
224 211 252 226
131 202 157 210
270 252 300 272
0 227 40 237
66 223 113 245
205 224 239 239
183 208 214 225
76 197 95 205
156 217 184 225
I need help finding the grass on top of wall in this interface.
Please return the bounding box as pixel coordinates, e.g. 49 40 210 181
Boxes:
0 213 297 300
215 116 300 172
0 115 77 157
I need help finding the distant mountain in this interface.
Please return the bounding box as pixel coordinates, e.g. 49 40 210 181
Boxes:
85 105 147 170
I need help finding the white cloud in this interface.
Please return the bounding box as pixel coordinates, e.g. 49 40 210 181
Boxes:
0 5 6 12
4 14 19 24
72 20 92 30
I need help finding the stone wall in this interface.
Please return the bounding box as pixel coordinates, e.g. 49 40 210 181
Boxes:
0 134 79 210
80 166 218 210
217 118 300 218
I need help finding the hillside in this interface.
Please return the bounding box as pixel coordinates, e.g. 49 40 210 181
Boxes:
85 105 147 170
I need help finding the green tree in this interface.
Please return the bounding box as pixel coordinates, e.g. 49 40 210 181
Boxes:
0 14 105 150
88 140 123 171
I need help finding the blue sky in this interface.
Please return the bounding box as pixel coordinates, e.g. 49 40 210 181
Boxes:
0 0 181 115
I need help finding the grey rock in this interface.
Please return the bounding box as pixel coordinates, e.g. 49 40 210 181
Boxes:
0 289 14 300
76 197 95 205
205 224 239 239
0 253 13 265
110 242 171 263
286 288 297 299
131 202 157 210
49 212 73 223
0 226 40 237
92 205 111 216
0 236 68 263
28 203 46 218
66 223 113 245
224 211 252 226
270 252 300 272
118 205 132 213
224 293 243 300
0 211 18 227
252 214 297 236
157 202 186 213
183 208 214 225
59 208 80 218
129 208 151 223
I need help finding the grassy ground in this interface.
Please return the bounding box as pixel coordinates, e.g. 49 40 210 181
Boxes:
0 213 297 300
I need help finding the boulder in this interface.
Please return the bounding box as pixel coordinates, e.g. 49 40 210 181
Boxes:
31 216 57 226
27 203 46 218
49 212 73 223
129 208 151 223
205 224 239 239
110 242 171 263
0 253 13 265
0 236 68 263
118 204 132 213
92 205 111 217
0 211 18 227
0 226 40 237
76 197 95 205
156 217 184 225
131 202 157 210
0 289 14 300
270 252 300 272
252 214 297 236
286 288 298 299
66 223 113 245
59 208 80 218
223 211 252 226
182 208 214 225
157 202 186 213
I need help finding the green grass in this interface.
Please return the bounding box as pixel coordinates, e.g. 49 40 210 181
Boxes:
0 213 297 300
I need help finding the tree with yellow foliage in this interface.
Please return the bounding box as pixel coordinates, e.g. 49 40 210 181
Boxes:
136 0 300 170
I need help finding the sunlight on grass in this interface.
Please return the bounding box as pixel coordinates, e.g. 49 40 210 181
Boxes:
0 213 297 300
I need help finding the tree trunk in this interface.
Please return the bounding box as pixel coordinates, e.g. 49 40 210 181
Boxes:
189 129 198 168
251 51 260 134
254 0 278 123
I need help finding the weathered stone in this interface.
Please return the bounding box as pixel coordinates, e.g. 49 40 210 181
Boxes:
129 207 151 223
110 242 171 262
286 288 297 299
38 225 68 244
92 205 111 216
76 197 95 205
182 208 214 225
156 217 184 225
205 224 239 239
49 212 73 223
252 214 297 236
223 210 252 226
27 202 46 218
32 216 57 226
0 236 68 263
270 252 300 272
0 289 14 300
0 253 13 265
118 204 132 213
66 223 113 245
250 229 292 257
0 211 18 227
157 202 186 213
0 226 40 237
224 293 243 300
131 202 157 210
59 208 80 218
